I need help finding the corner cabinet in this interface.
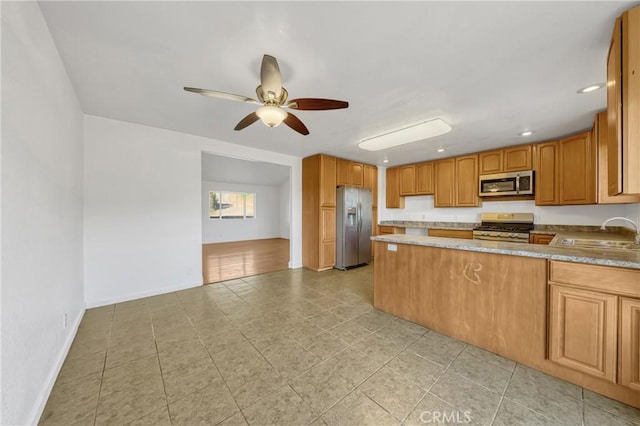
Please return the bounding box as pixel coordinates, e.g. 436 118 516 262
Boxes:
302 154 337 271
607 5 640 195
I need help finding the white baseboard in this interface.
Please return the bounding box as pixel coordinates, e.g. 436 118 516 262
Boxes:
28 308 85 425
85 279 202 308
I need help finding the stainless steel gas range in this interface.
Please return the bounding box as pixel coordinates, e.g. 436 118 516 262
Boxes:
472 213 534 243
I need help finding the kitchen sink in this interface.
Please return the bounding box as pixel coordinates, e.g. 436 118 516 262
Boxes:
558 238 640 251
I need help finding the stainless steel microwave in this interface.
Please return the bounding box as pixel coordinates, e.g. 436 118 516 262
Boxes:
479 170 534 197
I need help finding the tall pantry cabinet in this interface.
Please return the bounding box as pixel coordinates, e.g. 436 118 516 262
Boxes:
302 154 336 271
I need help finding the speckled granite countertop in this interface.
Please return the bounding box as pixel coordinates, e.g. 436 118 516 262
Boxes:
371 234 640 269
379 221 632 235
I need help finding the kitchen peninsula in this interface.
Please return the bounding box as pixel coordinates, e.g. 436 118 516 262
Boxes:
372 234 640 408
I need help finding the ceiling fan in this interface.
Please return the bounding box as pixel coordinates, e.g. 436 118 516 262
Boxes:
184 55 348 135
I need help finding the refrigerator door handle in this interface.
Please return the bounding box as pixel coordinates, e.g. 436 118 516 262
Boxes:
357 201 362 231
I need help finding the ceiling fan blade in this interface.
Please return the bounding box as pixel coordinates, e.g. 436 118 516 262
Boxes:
284 98 349 110
234 112 260 131
184 87 259 105
260 55 283 101
283 112 310 135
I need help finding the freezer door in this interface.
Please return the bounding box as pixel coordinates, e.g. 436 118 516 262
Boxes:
357 188 373 264
336 186 360 269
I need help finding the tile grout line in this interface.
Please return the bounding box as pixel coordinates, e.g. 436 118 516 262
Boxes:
487 361 517 425
92 304 115 426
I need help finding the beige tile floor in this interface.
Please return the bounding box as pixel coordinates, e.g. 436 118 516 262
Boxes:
40 265 640 425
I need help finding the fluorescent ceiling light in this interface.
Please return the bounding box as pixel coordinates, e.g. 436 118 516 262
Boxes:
358 118 452 151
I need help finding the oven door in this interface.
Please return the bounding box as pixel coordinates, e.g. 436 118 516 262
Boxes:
479 173 518 196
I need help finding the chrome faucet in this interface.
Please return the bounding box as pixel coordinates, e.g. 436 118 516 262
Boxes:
600 217 640 244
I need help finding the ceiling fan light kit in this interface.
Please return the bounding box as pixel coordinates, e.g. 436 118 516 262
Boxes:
184 54 348 135
358 118 452 151
256 105 288 127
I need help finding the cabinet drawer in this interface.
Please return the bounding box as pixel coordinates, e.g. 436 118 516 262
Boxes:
549 261 640 298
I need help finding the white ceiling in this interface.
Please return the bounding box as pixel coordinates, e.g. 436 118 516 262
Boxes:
39 1 636 167
201 153 290 186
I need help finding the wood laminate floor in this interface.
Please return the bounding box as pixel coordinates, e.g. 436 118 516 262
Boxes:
202 238 289 284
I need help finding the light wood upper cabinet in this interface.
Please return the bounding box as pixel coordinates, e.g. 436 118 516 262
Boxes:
336 158 364 187
620 297 640 391
535 141 560 205
415 162 434 195
363 164 378 208
595 111 640 204
455 155 480 207
479 145 532 175
336 158 351 186
607 6 640 195
479 150 503 175
549 284 618 383
385 167 405 208
434 158 455 207
351 162 364 187
504 145 533 171
399 165 416 196
320 155 336 207
535 133 595 206
558 132 596 205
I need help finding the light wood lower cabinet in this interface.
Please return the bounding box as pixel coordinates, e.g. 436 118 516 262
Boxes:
428 229 473 239
549 285 618 383
529 233 555 245
620 297 640 391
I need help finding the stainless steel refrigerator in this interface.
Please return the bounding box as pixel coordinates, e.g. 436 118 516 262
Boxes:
335 186 373 270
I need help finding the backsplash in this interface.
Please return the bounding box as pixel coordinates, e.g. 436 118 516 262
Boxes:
379 195 634 226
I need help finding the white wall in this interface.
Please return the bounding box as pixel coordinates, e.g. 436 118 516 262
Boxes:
202 181 282 243
84 115 302 307
1 3 85 424
279 178 291 239
377 166 630 226
624 203 640 228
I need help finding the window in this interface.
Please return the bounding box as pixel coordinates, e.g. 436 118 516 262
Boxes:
209 191 255 219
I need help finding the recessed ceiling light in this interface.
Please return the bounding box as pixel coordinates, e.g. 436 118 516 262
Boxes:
577 83 604 94
358 118 452 151
518 130 534 137
383 158 389 163
437 147 445 153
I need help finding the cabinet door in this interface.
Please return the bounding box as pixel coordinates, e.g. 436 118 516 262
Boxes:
535 141 559 205
320 155 336 207
428 229 473 239
455 155 480 207
504 145 532 171
363 165 378 208
320 242 335 269
415 162 434 195
434 159 455 207
479 150 503 175
622 7 640 194
350 162 364 187
549 285 617 382
529 234 554 245
399 165 416 196
620 297 640 391
385 167 404 208
559 132 596 205
336 158 351 186
607 18 623 196
321 208 336 242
